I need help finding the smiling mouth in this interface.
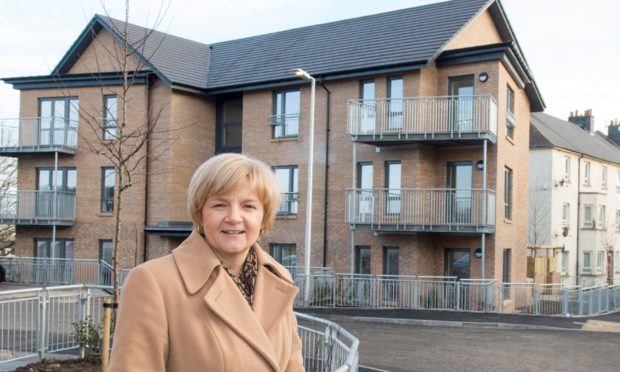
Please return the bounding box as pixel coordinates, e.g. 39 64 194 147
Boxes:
222 230 244 235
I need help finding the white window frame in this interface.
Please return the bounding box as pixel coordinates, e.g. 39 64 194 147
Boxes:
562 203 570 227
561 252 569 274
602 166 608 190
563 156 571 182
616 210 620 231
616 170 620 192
583 205 593 228
596 251 605 274
615 251 619 272
583 162 591 187
599 205 606 228
583 251 592 273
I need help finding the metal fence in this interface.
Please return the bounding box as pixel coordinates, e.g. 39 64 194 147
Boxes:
294 274 620 317
346 188 496 230
347 95 498 138
0 286 359 371
0 190 76 224
0 117 78 149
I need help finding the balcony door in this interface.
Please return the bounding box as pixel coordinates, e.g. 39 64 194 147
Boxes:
360 81 376 133
448 76 474 132
36 168 76 218
385 161 401 215
357 162 373 222
446 162 472 224
39 97 78 147
387 77 403 131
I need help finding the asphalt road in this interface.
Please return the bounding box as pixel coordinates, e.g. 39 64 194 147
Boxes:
340 320 620 372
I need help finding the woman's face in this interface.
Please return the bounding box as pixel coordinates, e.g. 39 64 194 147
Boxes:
200 183 264 263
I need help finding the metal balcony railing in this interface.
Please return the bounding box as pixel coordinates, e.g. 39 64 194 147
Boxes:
347 95 498 143
0 117 78 155
277 192 298 215
346 188 496 233
268 114 300 138
0 190 76 226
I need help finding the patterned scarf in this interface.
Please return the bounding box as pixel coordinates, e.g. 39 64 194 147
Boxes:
222 248 258 307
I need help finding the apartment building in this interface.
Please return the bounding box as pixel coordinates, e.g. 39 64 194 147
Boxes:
0 0 544 282
529 112 620 286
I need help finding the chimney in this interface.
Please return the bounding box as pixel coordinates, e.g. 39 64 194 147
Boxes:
608 119 620 147
568 109 595 133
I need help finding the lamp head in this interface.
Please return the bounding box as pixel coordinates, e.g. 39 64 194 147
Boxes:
293 68 312 80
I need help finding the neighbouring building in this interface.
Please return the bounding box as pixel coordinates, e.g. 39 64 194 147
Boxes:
529 111 620 286
0 0 544 283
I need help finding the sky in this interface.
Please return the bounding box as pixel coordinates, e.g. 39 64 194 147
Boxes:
0 0 618 132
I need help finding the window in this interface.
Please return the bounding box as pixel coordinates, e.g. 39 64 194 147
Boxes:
383 246 399 276
583 205 593 228
101 167 115 213
387 77 403 130
270 244 296 267
216 95 242 153
583 252 592 273
506 85 516 139
561 252 569 274
602 166 608 189
617 170 620 192
583 162 591 186
36 168 76 218
616 210 620 230
359 81 376 133
103 95 117 140
502 249 511 298
562 203 570 226
615 251 619 272
35 238 74 259
386 161 401 214
100 240 113 265
271 90 300 138
599 205 606 228
597 251 605 274
274 166 298 215
39 97 79 147
504 167 513 220
355 246 371 274
563 156 571 182
357 162 374 222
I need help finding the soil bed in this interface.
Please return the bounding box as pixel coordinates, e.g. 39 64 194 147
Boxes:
14 355 101 372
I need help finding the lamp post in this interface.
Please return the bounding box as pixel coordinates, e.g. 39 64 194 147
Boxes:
293 68 316 306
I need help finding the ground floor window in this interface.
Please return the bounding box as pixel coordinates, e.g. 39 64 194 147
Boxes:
583 252 592 273
99 240 113 265
597 251 605 274
270 243 296 267
355 245 371 274
561 252 569 274
34 238 74 259
444 248 470 279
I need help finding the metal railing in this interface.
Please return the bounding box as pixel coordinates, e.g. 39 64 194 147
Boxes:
0 190 76 224
294 274 620 317
347 95 497 138
346 188 496 230
0 286 359 371
296 312 359 372
268 114 300 138
277 192 299 215
0 117 78 150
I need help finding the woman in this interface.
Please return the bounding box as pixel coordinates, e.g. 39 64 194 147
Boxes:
110 153 304 371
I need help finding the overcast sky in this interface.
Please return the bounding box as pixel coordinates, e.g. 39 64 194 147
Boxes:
0 0 618 131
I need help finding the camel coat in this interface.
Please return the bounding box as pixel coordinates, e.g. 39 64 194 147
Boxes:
109 230 304 371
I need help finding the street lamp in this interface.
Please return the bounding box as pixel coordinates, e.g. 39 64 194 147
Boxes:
293 68 316 306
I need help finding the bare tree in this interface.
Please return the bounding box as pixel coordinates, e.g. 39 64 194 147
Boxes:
528 185 551 248
0 156 16 255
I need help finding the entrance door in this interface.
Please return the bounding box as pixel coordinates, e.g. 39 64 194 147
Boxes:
448 76 474 132
608 252 614 285
446 162 472 224
445 248 471 279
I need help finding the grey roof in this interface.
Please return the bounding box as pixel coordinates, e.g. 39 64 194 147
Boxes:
206 0 490 89
531 112 620 165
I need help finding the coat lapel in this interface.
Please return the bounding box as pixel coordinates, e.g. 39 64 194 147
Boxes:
204 269 280 371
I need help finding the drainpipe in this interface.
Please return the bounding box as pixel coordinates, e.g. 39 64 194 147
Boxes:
575 154 583 285
142 74 153 264
52 151 58 253
318 80 331 267
351 142 357 274
481 139 487 280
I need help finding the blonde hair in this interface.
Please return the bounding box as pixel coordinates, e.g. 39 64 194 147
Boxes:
188 153 281 232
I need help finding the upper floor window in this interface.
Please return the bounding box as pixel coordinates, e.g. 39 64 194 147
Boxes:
583 161 591 186
616 210 620 230
386 161 401 214
598 205 606 228
274 165 298 215
504 167 513 220
617 170 620 192
506 85 516 140
562 203 570 226
101 167 115 213
387 77 404 130
563 156 571 182
358 81 376 133
583 205 593 228
100 240 113 265
103 95 118 140
39 97 79 147
271 90 300 138
216 95 242 154
582 251 592 273
602 166 608 189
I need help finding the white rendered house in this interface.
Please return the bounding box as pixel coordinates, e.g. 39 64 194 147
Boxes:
529 112 620 286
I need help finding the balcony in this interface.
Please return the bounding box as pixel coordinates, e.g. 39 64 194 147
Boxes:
0 117 78 155
277 192 298 216
0 190 76 226
346 188 496 234
347 95 497 146
268 114 299 139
